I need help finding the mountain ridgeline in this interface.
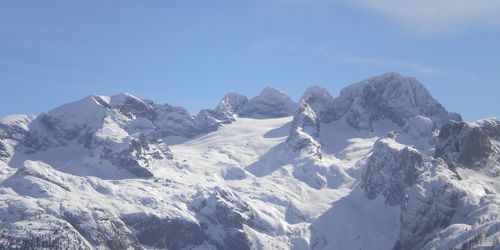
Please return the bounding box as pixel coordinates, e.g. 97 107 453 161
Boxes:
0 73 498 250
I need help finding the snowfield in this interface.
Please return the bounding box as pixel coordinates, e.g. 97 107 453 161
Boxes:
164 116 400 249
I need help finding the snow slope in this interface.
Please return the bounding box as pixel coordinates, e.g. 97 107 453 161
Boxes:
165 116 402 249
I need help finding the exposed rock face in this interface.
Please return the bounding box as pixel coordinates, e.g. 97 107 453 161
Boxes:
0 203 95 250
477 118 500 138
189 187 255 250
0 115 35 161
361 140 471 250
214 93 248 123
0 115 33 142
92 134 170 178
287 101 321 152
330 73 460 130
287 86 334 152
194 109 220 134
435 119 500 171
239 87 297 118
0 143 8 159
110 93 156 120
222 166 247 180
299 86 336 123
395 159 464 250
363 138 423 206
122 214 206 249
60 207 140 250
150 102 202 138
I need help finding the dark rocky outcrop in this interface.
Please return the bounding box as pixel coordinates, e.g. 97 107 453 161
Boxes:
150 102 202 138
435 118 500 170
123 213 206 249
0 115 34 161
394 159 464 250
0 142 9 159
189 187 255 250
214 93 248 123
361 139 467 250
94 134 171 178
362 138 423 206
287 101 321 152
61 209 140 250
110 93 156 120
194 109 221 134
287 86 334 152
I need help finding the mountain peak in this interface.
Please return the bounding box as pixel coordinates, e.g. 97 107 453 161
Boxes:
299 85 336 123
255 87 293 104
301 86 333 102
219 92 247 101
259 86 286 95
109 92 148 107
238 87 297 118
46 95 109 127
333 72 458 129
214 92 248 122
372 72 402 80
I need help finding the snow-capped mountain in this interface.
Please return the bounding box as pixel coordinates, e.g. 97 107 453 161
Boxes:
0 73 498 249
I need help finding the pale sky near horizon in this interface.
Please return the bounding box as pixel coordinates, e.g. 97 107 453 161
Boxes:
1 0 499 121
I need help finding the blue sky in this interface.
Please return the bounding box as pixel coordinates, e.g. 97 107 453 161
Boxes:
1 0 499 121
